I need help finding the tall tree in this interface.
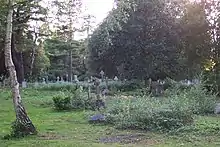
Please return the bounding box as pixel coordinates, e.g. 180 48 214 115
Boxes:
179 1 212 79
52 0 83 81
4 0 36 135
88 0 183 80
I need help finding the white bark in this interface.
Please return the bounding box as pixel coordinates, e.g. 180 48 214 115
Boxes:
4 0 36 135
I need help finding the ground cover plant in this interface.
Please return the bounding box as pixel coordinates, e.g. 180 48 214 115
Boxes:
1 86 220 147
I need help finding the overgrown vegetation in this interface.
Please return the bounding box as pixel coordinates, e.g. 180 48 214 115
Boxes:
1 88 220 147
104 84 217 132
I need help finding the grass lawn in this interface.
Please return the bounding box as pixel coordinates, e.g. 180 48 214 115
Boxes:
1 88 220 147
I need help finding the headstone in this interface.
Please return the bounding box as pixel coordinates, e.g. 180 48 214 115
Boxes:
102 88 110 97
3 78 10 87
66 74 68 82
61 77 64 83
46 76 49 83
100 70 105 81
187 80 191 86
74 75 79 82
89 114 105 123
42 78 46 84
79 85 83 91
34 81 39 87
56 76 60 82
214 103 220 114
114 76 118 81
149 80 164 97
22 80 27 88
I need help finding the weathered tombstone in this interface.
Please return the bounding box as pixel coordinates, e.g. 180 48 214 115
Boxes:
214 103 220 114
187 80 191 86
66 74 68 82
22 80 27 88
56 76 60 83
102 88 109 97
102 77 109 97
34 81 39 87
42 78 46 84
88 114 105 123
74 75 79 83
46 76 49 83
100 70 105 81
94 77 101 99
93 77 106 110
61 77 64 83
3 78 10 87
149 79 164 97
79 85 83 91
114 76 119 81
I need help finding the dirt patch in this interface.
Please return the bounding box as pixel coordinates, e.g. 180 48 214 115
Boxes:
38 132 68 140
100 133 146 144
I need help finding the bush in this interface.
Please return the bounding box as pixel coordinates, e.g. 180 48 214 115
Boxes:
104 84 217 132
105 96 194 132
163 78 192 95
177 85 217 115
52 88 97 111
52 92 72 110
202 70 220 95
70 88 97 110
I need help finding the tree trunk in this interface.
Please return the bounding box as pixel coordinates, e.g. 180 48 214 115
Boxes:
4 0 37 135
30 31 38 77
68 50 73 82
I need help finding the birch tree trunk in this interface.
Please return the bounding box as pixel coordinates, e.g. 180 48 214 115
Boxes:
4 0 37 135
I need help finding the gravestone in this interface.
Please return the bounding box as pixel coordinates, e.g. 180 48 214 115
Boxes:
34 81 39 87
22 80 27 88
56 76 60 83
42 78 46 84
61 77 64 83
46 76 49 83
95 99 106 110
114 76 118 81
88 114 105 123
149 79 164 97
79 85 83 92
100 70 104 81
3 78 10 87
74 75 79 83
214 103 220 114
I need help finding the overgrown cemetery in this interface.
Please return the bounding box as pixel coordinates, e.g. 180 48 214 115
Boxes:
1 0 220 146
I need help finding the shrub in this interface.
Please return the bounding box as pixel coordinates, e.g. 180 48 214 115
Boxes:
52 92 72 110
104 83 217 132
178 85 217 114
105 96 194 132
202 70 220 95
52 88 98 111
70 88 97 110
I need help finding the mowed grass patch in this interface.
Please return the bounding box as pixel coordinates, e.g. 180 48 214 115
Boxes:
0 88 220 147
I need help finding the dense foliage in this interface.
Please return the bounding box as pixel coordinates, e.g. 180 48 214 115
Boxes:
105 84 217 131
88 0 220 82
